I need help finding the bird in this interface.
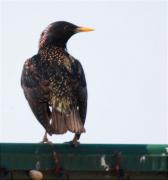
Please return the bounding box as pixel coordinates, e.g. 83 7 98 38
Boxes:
21 21 93 146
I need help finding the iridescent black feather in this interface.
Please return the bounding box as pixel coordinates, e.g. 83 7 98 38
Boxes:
21 21 88 136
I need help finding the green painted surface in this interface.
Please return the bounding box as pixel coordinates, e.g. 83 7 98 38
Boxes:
0 143 168 173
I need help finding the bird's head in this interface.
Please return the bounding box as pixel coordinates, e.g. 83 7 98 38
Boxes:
39 21 94 49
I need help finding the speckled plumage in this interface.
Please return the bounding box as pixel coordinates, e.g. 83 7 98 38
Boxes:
21 22 89 137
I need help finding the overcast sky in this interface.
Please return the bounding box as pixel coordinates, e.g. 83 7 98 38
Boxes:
0 0 167 144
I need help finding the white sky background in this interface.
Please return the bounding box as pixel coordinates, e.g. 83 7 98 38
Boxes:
0 0 167 144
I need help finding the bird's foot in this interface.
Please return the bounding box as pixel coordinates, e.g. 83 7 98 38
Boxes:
40 132 53 145
64 134 80 147
64 140 80 147
70 140 80 148
40 138 53 145
70 134 80 147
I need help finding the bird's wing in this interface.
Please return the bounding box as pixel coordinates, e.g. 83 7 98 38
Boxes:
75 60 88 125
21 56 53 134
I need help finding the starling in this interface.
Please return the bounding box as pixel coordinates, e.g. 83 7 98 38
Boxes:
21 21 93 146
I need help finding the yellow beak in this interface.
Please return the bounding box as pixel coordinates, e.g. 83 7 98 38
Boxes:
75 26 94 32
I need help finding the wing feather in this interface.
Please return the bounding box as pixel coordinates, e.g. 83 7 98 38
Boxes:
21 56 53 134
75 60 88 125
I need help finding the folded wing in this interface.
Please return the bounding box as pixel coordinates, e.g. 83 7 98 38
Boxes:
21 56 53 134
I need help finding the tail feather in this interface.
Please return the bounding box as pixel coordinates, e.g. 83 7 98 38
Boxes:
51 108 85 134
51 109 67 134
66 109 85 133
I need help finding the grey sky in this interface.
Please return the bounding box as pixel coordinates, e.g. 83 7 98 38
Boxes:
0 0 167 144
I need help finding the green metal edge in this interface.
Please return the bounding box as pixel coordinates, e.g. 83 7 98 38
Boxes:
0 143 168 172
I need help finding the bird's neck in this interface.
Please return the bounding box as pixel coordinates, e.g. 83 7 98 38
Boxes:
38 45 69 61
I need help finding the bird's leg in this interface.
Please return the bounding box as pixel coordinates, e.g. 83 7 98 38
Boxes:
42 131 48 143
40 131 53 145
71 133 80 147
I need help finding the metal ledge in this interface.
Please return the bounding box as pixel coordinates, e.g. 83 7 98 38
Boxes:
0 143 168 179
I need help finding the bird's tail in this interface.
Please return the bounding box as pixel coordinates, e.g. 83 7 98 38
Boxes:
51 108 85 134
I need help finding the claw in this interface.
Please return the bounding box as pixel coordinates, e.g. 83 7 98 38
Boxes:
40 132 53 145
68 135 80 147
71 140 80 148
